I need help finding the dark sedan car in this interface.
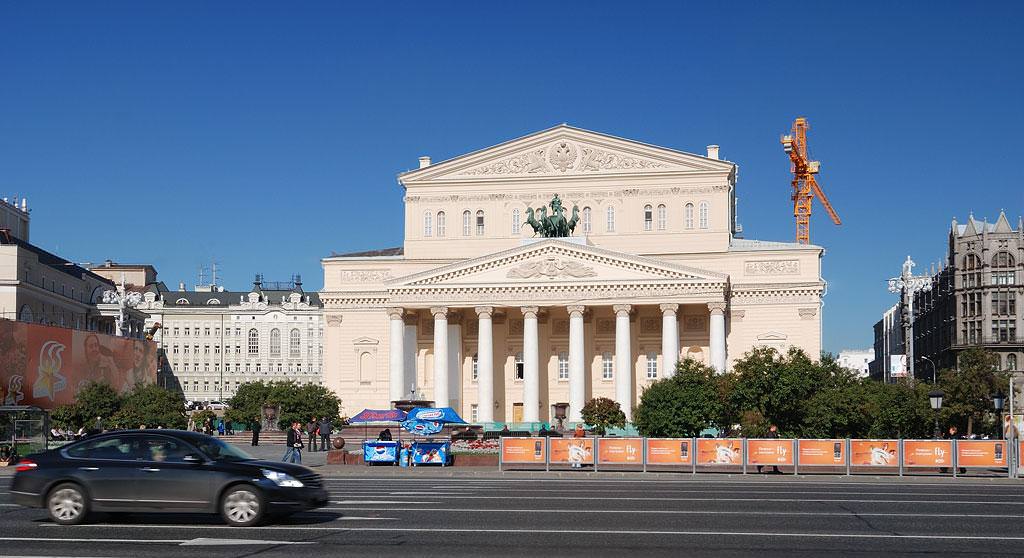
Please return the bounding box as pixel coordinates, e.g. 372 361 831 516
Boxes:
9 430 328 526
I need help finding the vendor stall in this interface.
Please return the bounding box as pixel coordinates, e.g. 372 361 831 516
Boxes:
348 408 407 465
401 407 467 467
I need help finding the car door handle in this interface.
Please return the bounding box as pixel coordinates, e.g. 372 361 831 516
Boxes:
78 466 99 471
139 467 161 472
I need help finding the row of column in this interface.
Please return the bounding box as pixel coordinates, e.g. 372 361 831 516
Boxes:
388 303 728 424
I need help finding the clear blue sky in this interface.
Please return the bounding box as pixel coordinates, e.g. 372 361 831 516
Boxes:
2 2 1022 354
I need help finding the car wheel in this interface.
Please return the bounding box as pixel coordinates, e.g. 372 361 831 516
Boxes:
220 485 264 527
47 483 89 525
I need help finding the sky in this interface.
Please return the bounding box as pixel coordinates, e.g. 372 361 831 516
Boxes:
1 2 1022 354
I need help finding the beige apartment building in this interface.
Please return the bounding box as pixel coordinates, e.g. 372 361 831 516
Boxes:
321 125 825 425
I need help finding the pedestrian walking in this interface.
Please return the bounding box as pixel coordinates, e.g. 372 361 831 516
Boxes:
757 425 782 474
283 421 303 464
306 417 319 452
251 418 262 446
573 423 585 438
217 419 225 436
318 416 333 451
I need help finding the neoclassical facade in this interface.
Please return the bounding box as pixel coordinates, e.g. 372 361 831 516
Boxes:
321 125 824 424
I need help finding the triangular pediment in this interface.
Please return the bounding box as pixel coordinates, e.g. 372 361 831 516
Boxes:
400 124 734 183
389 239 728 288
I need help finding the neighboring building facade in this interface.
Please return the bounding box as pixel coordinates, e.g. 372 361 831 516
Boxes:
0 200 145 336
869 303 905 381
321 125 825 425
912 213 1022 375
837 349 872 377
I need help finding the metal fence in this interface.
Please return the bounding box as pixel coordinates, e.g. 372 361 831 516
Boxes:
0 406 50 458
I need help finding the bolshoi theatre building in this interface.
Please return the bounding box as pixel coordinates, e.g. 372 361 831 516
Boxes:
321 125 824 425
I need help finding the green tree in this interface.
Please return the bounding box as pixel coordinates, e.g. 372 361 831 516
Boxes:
192 409 218 431
633 359 722 437
225 381 273 427
226 381 342 430
726 347 832 437
581 397 626 435
74 381 121 427
112 384 187 429
50 405 79 430
939 348 1008 436
861 380 933 438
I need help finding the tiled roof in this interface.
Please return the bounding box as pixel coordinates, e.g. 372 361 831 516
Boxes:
329 247 404 258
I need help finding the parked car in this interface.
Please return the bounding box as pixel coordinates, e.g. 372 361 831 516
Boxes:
9 430 327 527
206 401 229 411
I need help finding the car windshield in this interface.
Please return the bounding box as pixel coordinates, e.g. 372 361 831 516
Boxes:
193 436 254 461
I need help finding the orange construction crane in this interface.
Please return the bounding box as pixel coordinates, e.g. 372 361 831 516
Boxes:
781 117 841 244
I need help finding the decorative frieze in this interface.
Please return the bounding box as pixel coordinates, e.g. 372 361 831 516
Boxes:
456 140 668 177
798 307 818 320
640 317 660 334
507 257 598 279
683 315 707 331
339 270 393 283
743 260 800 276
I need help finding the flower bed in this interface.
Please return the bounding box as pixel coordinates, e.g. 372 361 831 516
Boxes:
451 438 499 455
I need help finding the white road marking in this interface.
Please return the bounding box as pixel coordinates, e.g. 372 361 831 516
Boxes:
0 537 184 544
386 491 475 495
333 500 437 504
330 488 1022 497
322 506 1024 519
334 496 1024 505
180 538 315 546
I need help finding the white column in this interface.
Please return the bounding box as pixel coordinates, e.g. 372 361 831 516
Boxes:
431 306 449 407
403 317 417 398
660 304 680 378
613 304 633 421
521 306 540 424
447 320 462 410
475 306 494 424
387 308 405 404
567 305 586 423
708 302 727 373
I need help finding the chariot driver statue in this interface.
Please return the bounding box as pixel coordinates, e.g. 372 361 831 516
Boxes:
525 194 580 238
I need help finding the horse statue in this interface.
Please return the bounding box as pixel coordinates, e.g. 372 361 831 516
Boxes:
524 194 580 238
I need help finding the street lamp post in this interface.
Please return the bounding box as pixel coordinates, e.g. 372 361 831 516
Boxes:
888 256 933 381
993 391 1006 439
101 273 143 337
921 355 938 384
929 390 944 439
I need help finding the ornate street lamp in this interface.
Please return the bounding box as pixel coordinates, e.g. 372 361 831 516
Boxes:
928 390 944 439
101 273 143 337
887 256 933 381
993 391 1006 438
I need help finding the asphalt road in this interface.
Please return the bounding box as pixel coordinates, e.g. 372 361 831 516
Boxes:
4 471 1024 557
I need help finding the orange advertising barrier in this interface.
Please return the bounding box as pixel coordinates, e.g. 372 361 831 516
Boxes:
550 438 595 465
645 438 693 465
957 440 1008 468
850 440 900 467
798 439 845 466
747 439 794 466
597 438 643 465
696 438 742 466
500 437 546 464
903 440 953 467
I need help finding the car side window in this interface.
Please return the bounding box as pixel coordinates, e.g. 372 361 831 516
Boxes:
139 436 193 463
65 437 139 461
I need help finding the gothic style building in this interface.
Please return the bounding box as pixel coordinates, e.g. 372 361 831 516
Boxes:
321 125 825 425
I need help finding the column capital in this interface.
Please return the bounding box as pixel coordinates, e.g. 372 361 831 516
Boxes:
474 306 494 318
386 307 405 320
707 301 727 315
612 304 632 318
659 303 679 315
521 306 539 319
430 306 449 318
566 304 586 317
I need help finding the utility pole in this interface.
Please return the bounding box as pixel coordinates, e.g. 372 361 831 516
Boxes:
887 256 933 381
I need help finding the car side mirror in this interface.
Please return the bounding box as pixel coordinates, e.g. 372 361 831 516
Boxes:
183 454 202 464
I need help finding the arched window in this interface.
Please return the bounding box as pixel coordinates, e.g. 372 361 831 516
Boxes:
476 210 485 235
269 329 281 357
698 201 709 229
657 204 667 231
993 251 1016 268
248 328 259 355
606 206 615 232
582 207 592 234
643 204 653 231
423 211 432 237
436 211 446 237
289 329 301 358
511 208 521 235
684 203 694 229
1008 354 1019 372
462 210 471 236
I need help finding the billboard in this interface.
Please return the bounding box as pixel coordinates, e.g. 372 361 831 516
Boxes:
645 439 693 465
500 437 546 464
597 438 643 465
696 438 742 466
0 320 156 408
550 438 595 465
850 440 900 467
903 440 953 467
747 439 794 466
890 355 907 378
957 440 1007 468
797 439 845 466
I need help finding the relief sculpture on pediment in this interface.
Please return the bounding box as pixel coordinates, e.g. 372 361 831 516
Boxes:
507 257 598 279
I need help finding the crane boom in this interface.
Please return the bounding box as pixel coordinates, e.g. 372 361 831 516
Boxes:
780 117 840 244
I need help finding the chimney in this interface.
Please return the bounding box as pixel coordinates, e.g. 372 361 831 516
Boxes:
706 145 720 160
418 156 431 169
178 281 186 292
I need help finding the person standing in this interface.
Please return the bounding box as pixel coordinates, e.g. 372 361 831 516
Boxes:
306 417 319 452
251 417 262 447
757 425 782 474
318 416 332 451
283 421 303 464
